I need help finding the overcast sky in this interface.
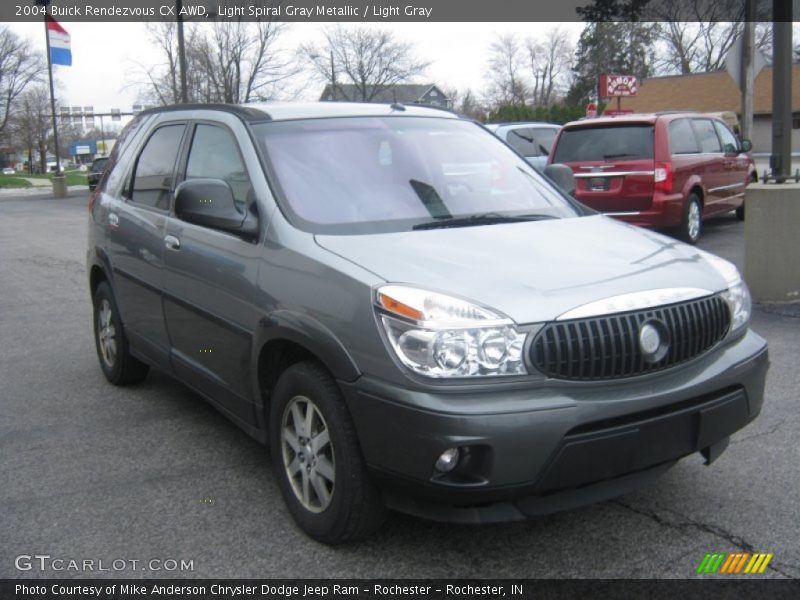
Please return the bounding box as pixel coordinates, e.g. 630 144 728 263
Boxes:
9 21 583 119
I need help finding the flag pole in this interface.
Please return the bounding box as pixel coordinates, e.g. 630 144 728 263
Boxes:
43 14 62 176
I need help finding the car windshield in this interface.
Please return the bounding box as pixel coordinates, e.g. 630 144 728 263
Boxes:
254 117 578 234
91 158 108 172
552 124 654 163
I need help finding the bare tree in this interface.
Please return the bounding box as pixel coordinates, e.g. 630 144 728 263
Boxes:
0 26 45 137
486 34 528 106
134 19 298 105
442 86 486 120
526 28 574 107
196 21 300 103
302 26 430 102
9 85 51 173
650 0 772 74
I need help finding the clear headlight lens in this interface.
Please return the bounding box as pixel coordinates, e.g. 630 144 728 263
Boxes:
376 285 527 378
702 252 752 333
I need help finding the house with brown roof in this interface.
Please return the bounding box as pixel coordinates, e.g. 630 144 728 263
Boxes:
618 64 800 153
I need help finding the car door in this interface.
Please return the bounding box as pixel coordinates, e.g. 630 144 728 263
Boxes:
105 121 187 364
713 119 748 213
690 118 727 215
162 119 263 426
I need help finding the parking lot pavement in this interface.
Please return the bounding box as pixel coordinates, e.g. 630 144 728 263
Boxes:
1 192 798 579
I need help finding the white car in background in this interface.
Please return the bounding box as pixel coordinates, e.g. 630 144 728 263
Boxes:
2 167 15 175
486 122 561 171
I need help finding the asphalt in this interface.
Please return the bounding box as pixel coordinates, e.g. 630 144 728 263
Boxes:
1 191 798 579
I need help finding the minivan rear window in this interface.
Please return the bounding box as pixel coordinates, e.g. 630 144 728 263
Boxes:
552 125 654 162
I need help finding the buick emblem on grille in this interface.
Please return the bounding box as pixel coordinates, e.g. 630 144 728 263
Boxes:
639 320 669 363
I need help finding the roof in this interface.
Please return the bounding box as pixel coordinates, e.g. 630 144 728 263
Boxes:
139 101 460 122
318 84 446 104
619 64 800 115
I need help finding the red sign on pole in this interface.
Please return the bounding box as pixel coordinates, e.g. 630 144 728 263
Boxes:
599 74 638 98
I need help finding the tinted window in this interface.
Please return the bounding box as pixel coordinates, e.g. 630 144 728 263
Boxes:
130 124 185 209
185 124 251 208
255 117 577 234
714 121 740 153
100 116 149 195
552 125 654 162
90 158 108 173
507 127 558 158
692 119 722 153
530 127 558 156
669 119 700 154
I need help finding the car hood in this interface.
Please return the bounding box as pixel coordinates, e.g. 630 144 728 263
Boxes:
315 215 730 324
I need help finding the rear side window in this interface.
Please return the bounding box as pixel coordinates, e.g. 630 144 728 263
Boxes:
714 121 740 153
130 124 185 209
185 124 251 209
552 125 654 162
669 119 700 155
692 119 722 153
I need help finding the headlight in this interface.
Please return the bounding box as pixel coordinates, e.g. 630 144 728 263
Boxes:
702 252 752 333
375 285 527 378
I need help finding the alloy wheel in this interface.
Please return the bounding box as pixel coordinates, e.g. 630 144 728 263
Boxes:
281 395 336 513
97 299 117 368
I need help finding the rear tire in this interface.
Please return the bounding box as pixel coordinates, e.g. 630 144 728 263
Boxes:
93 281 149 385
735 203 745 221
270 361 385 544
677 194 703 244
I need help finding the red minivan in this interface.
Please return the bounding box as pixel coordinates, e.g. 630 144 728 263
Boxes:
548 113 756 243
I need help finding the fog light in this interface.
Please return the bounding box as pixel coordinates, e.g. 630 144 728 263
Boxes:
435 447 460 473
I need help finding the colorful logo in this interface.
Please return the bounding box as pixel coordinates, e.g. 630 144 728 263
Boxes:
697 552 773 574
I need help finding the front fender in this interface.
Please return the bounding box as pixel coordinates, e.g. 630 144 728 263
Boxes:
250 310 361 426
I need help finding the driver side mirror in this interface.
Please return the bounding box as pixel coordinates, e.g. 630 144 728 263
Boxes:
740 139 752 153
543 163 576 197
174 178 258 238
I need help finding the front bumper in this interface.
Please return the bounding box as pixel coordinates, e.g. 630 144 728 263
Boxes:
340 329 769 523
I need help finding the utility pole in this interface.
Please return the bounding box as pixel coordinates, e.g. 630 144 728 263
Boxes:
741 0 755 142
770 0 792 182
176 0 188 103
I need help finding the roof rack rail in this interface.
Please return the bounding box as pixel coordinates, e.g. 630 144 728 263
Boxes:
137 103 271 122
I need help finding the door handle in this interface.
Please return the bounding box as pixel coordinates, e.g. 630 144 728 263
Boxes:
164 235 181 250
108 212 119 227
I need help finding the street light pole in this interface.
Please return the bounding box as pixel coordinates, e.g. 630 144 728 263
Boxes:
770 0 792 182
176 0 188 104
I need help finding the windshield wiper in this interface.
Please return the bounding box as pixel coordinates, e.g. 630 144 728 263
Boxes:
412 212 556 230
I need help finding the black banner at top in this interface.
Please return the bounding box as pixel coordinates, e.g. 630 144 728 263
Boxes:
0 0 794 23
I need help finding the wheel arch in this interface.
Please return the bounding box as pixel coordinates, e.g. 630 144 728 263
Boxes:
251 313 361 433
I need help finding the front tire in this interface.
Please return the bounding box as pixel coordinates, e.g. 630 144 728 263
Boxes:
93 281 149 385
270 361 385 544
678 194 703 244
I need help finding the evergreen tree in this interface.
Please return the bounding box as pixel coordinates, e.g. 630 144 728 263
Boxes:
567 20 658 105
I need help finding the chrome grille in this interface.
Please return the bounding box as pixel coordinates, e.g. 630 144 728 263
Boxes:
530 295 731 380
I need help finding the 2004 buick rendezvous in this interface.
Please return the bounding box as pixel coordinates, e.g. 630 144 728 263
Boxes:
87 102 768 544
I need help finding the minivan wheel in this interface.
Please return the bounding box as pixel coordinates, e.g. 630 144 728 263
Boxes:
92 281 149 385
678 194 702 244
270 361 385 544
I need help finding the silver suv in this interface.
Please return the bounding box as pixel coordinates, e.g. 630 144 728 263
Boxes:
87 103 768 544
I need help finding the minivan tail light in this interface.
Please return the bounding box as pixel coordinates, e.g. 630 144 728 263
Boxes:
654 162 673 192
